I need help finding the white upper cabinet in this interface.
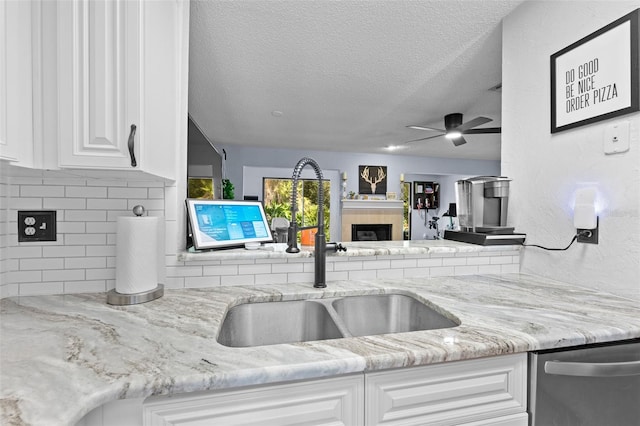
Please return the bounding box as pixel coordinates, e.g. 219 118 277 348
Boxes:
0 0 34 166
56 0 187 180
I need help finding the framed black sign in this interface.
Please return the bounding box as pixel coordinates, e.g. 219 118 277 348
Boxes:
551 8 639 133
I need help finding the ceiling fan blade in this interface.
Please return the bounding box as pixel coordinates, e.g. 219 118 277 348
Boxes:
404 133 445 144
406 125 446 132
452 136 467 146
457 116 492 132
464 127 502 134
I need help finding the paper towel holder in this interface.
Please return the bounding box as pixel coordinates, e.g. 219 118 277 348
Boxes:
107 205 164 306
107 284 164 305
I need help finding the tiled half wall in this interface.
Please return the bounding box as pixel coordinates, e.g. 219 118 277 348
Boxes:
1 171 519 297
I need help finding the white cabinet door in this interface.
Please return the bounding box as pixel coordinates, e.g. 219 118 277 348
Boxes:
0 0 34 166
57 0 140 171
143 374 365 426
365 353 528 426
57 0 185 180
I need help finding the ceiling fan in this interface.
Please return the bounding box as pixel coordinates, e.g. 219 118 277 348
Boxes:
406 113 501 147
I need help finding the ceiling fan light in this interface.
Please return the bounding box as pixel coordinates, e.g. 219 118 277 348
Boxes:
445 131 462 139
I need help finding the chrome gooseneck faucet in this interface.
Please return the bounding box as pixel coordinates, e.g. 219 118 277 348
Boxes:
286 157 346 288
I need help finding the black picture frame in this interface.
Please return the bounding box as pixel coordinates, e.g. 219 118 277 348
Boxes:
550 8 639 133
358 165 387 195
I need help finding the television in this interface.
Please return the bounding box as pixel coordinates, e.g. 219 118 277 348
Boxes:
186 199 274 250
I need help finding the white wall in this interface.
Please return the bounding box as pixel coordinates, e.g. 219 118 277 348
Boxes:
502 1 640 300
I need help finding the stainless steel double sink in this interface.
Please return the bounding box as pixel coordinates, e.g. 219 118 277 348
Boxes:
217 293 460 347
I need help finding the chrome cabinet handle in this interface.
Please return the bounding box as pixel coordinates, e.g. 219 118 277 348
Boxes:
545 360 640 377
128 124 137 167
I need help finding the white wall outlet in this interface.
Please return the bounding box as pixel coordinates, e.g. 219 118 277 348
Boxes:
603 121 630 154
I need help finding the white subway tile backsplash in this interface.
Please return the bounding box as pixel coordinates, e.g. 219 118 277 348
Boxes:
86 245 116 257
43 245 85 257
9 197 43 210
86 268 115 280
107 187 148 199
1 173 522 297
271 263 304 273
255 273 288 285
21 185 65 198
442 257 468 266
20 258 63 270
376 268 404 279
334 260 363 271
64 234 107 246
238 264 272 275
466 256 492 265
166 266 203 277
87 198 128 210
220 274 255 286
416 258 442 267
362 260 391 270
19 282 64 296
66 186 107 198
490 256 514 265
287 272 314 283
185 276 221 288
43 269 85 282
12 246 43 258
65 257 107 269
326 271 349 281
390 259 416 269
86 222 116 233
64 280 107 294
43 198 86 210
164 276 186 289
349 270 377 280
10 270 43 283
66 210 107 222
148 188 164 199
202 265 238 276
57 222 87 234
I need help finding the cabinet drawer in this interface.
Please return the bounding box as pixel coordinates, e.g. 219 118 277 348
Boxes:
365 353 527 426
143 374 364 426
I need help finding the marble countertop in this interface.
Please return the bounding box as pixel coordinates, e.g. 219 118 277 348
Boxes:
2 274 640 425
178 239 523 261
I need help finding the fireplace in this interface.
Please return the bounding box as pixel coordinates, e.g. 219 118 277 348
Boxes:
351 224 392 241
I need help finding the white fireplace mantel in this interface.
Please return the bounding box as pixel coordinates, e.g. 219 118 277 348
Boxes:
341 199 403 210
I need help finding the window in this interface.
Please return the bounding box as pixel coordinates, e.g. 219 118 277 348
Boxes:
401 182 411 240
263 178 331 240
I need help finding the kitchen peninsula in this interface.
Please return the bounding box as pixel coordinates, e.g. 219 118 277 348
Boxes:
2 272 639 425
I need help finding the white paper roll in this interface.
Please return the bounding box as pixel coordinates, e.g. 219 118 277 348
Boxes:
116 216 159 295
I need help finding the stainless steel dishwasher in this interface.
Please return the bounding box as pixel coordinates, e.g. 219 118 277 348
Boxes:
528 338 640 426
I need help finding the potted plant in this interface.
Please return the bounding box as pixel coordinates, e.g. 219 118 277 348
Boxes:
222 179 235 200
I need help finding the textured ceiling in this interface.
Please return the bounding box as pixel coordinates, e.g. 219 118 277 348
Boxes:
188 0 525 161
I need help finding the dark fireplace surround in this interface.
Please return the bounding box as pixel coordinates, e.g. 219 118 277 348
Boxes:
351 224 392 241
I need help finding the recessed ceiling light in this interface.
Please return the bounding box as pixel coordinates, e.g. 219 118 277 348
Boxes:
271 110 283 117
385 145 406 151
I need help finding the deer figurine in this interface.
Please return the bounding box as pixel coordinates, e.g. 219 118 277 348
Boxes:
361 166 386 194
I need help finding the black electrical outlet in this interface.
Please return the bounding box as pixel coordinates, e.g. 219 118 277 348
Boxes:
577 217 598 244
18 211 57 242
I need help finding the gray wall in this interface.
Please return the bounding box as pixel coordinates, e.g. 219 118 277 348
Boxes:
220 144 499 241
220 144 499 201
